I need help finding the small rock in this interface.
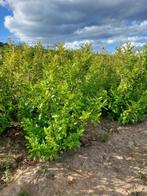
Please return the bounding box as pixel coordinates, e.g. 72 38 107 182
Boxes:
67 176 76 184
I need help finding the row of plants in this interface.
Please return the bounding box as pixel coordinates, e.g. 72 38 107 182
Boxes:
0 41 147 159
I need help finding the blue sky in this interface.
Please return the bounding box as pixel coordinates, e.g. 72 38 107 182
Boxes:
0 0 147 51
0 5 12 42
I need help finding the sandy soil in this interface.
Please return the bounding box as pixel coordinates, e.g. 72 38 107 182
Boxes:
0 119 147 196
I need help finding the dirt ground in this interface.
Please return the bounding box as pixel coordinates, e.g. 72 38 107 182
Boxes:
0 118 147 196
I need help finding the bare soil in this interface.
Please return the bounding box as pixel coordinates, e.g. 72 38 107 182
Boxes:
0 119 147 196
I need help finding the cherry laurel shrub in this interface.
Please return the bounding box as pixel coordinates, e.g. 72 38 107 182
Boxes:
0 41 146 159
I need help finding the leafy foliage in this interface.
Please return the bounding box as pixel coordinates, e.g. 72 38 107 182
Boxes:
0 41 146 159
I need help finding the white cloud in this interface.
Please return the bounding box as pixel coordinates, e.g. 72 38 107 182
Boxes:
64 40 94 49
0 0 5 6
122 42 146 50
130 42 146 47
1 0 147 48
75 21 147 38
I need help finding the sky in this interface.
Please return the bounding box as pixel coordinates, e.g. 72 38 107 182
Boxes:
0 0 147 51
